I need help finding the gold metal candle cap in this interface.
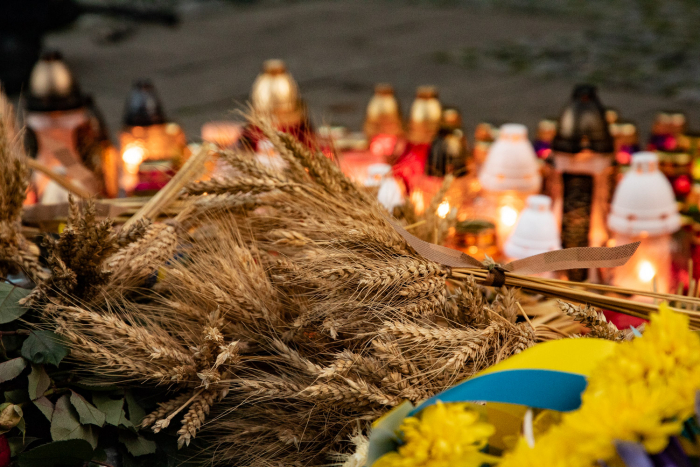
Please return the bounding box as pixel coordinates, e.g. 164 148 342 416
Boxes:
364 83 403 138
653 111 687 136
251 59 302 126
408 85 442 143
441 107 463 130
605 108 619 125
26 51 84 112
537 118 557 142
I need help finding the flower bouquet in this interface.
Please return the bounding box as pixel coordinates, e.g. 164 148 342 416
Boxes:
368 303 700 467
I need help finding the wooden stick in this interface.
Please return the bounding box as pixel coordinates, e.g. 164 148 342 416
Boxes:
26 158 93 199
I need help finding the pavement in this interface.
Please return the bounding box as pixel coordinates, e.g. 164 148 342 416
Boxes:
41 1 700 143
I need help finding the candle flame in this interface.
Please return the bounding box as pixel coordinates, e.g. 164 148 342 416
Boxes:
411 191 426 216
437 200 450 219
122 144 145 174
499 205 518 227
638 261 656 283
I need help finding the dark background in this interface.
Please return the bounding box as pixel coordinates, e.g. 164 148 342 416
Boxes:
6 0 700 142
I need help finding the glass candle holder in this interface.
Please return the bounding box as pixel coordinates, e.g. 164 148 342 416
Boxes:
608 152 681 294
549 84 614 281
25 51 117 201
120 80 189 196
364 83 403 161
392 86 442 193
477 123 541 250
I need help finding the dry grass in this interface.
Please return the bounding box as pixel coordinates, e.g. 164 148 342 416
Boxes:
0 93 44 283
3 110 628 466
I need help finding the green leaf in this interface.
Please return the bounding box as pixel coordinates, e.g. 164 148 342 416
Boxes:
125 390 146 427
27 365 50 400
0 282 31 324
92 395 132 429
33 396 54 422
0 357 26 383
7 436 39 457
17 416 25 435
4 389 29 404
118 432 157 457
69 391 105 427
18 439 94 467
50 394 98 449
21 331 69 367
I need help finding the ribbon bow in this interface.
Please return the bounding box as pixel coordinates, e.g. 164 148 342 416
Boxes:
385 217 640 283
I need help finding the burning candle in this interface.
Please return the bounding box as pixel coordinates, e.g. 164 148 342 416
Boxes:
549 84 614 281
608 152 681 294
24 51 118 201
120 79 189 195
409 107 473 223
478 123 542 250
504 195 561 263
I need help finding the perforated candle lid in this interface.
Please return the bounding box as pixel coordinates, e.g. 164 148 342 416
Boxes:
504 195 561 259
251 59 300 115
608 152 681 236
26 51 85 112
478 123 541 192
123 79 166 127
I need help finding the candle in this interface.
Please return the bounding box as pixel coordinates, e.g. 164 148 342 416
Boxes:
24 51 117 201
478 123 541 250
443 219 498 261
473 121 500 167
392 86 442 192
409 107 473 224
504 195 561 275
648 111 686 152
610 121 640 167
244 59 315 149
549 84 614 281
656 150 693 201
364 83 403 160
533 118 556 160
608 152 681 294
119 80 189 195
364 163 404 213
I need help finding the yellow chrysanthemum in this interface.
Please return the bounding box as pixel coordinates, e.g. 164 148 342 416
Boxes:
374 402 498 467
500 303 700 467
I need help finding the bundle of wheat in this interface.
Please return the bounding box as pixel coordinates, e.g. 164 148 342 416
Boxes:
1 103 658 466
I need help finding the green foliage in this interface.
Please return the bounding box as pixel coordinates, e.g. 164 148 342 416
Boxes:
18 439 94 467
93 395 133 429
50 395 99 448
21 331 69 367
0 283 30 324
0 357 26 383
69 391 106 427
33 397 54 422
0 281 163 465
119 432 157 457
27 364 50 400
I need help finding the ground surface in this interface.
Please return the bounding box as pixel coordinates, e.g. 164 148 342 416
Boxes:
42 0 700 143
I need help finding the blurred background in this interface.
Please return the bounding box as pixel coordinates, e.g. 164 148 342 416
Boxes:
4 0 700 141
